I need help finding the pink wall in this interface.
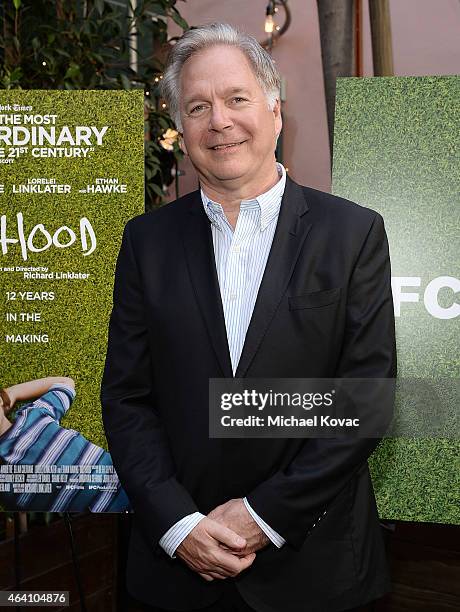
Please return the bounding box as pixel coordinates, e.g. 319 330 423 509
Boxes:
167 0 460 199
390 0 460 76
362 0 460 76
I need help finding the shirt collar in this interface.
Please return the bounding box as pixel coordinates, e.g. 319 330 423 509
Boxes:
201 163 286 232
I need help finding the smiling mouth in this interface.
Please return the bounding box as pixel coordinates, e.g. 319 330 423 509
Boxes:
210 141 246 150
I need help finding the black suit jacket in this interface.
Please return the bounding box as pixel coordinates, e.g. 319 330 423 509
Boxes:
101 177 396 612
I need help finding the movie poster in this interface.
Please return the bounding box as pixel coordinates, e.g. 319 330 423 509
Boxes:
0 90 144 512
333 76 459 524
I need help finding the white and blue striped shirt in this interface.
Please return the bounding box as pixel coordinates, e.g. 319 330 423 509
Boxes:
159 163 288 557
0 384 131 512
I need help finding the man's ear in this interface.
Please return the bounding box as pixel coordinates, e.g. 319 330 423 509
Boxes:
273 98 282 139
179 133 188 156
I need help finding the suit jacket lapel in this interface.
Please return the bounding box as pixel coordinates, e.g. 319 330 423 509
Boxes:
235 176 312 378
181 191 233 378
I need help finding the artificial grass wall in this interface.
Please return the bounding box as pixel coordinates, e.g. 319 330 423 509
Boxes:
333 76 459 524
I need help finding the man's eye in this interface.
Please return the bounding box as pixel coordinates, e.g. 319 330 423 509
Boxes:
190 105 207 114
232 97 246 104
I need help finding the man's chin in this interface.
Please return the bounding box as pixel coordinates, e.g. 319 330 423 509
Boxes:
191 156 259 186
207 162 250 183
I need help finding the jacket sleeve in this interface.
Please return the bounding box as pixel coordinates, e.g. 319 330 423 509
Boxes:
245 213 397 551
101 221 199 549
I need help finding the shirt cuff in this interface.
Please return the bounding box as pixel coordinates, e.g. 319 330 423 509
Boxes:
158 512 206 558
243 497 286 548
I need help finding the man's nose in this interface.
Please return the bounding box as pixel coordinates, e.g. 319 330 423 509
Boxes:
208 103 233 131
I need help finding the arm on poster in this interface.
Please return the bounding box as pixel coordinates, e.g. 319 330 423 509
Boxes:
3 376 75 414
0 376 75 437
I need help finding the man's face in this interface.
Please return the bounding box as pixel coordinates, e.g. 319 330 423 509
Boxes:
179 45 282 188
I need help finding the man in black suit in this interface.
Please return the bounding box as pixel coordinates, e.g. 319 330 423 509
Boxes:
101 22 396 612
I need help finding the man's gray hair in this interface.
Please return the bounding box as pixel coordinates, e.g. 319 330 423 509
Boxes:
160 22 281 131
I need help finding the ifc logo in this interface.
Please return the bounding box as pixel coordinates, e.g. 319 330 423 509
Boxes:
392 276 459 319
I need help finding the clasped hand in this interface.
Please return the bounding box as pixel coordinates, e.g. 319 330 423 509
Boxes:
175 498 269 581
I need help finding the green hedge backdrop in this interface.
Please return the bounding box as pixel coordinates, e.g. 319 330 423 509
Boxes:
333 76 459 524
